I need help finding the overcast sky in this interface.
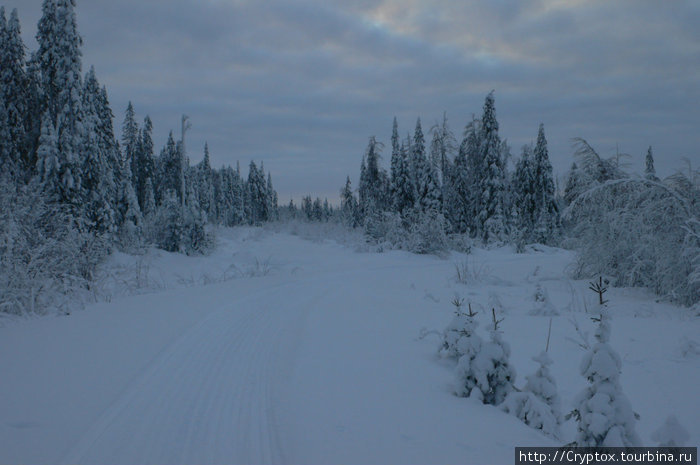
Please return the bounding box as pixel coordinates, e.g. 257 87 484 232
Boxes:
4 0 699 202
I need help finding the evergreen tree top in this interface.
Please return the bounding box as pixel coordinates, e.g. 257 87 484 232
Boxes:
481 91 498 135
413 118 425 155
391 116 399 152
645 146 656 178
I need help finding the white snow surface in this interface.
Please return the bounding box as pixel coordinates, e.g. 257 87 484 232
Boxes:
0 227 698 464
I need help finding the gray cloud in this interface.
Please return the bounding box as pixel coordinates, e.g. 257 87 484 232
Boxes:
4 0 698 201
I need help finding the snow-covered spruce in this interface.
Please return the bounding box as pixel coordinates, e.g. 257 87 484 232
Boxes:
501 351 562 438
455 309 515 405
440 299 482 361
569 308 641 446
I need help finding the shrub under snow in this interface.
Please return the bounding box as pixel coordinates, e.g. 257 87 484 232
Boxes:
454 311 516 405
501 351 562 438
569 308 641 446
564 146 699 307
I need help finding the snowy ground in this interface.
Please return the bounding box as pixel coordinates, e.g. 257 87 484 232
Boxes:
1 226 698 464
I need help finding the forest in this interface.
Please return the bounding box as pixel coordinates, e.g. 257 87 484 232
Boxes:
1 0 698 319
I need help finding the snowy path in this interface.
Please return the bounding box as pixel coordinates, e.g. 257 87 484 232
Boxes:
59 280 325 465
1 229 698 464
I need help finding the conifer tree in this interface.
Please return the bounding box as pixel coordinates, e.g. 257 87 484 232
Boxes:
462 118 482 235
116 143 142 241
302 195 313 220
81 66 115 234
312 197 323 221
267 172 278 220
34 0 86 211
340 176 359 227
477 92 509 243
412 118 441 213
570 309 641 446
0 97 11 177
513 144 536 240
393 136 414 215
389 117 401 211
258 161 270 222
645 146 658 181
36 110 59 196
449 125 475 234
122 102 139 178
358 136 387 220
157 131 183 204
196 142 214 218
531 124 560 244
94 84 120 211
35 0 59 118
134 116 155 210
502 350 562 438
0 8 28 174
247 160 267 225
55 0 85 209
142 176 156 218
232 161 245 225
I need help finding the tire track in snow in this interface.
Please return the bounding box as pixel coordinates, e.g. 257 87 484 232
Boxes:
60 279 326 465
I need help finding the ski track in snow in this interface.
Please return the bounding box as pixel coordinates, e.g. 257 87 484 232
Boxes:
2 230 697 464
60 280 327 465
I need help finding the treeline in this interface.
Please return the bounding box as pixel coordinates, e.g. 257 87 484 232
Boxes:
0 0 278 315
331 93 698 306
561 140 699 307
337 92 561 253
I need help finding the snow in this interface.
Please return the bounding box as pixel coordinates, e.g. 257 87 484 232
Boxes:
0 226 698 464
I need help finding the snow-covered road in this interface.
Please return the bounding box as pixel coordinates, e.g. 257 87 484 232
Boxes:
1 228 698 464
60 280 318 465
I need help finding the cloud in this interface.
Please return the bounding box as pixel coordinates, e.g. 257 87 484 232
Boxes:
3 0 699 200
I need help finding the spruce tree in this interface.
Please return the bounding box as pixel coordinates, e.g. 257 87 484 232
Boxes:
449 127 474 234
35 0 59 118
267 172 278 220
258 161 270 222
53 0 85 210
389 117 401 211
513 144 536 241
247 160 266 225
33 0 87 211
36 110 59 197
81 67 115 234
142 176 156 218
196 142 214 219
232 162 245 225
122 102 139 181
393 136 414 215
477 91 509 243
0 97 11 177
340 176 359 227
502 351 562 438
358 136 387 221
94 84 120 213
412 118 441 213
463 118 482 235
134 116 155 210
461 310 516 405
0 8 28 174
157 131 184 204
644 146 658 181
570 309 641 446
531 124 560 244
